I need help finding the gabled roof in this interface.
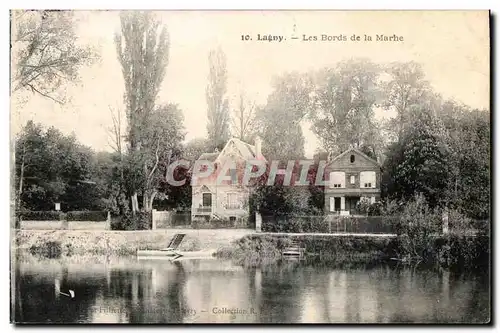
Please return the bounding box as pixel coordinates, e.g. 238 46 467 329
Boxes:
231 138 257 159
198 152 219 162
195 137 266 163
328 147 381 168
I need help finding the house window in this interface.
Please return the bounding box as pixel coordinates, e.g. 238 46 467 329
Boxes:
350 175 355 184
329 197 341 212
360 171 376 188
230 169 238 184
329 172 345 188
202 193 212 207
350 155 355 163
227 193 239 209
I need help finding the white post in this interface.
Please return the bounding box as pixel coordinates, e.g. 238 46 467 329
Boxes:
340 196 345 211
255 212 262 232
152 209 157 230
442 209 449 235
106 211 111 230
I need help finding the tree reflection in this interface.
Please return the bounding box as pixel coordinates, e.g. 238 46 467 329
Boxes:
13 264 103 323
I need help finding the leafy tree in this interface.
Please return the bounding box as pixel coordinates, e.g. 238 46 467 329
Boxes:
182 138 210 161
393 194 441 263
310 59 382 157
115 11 170 212
139 104 186 211
439 101 490 219
93 151 128 215
256 72 313 160
15 121 103 211
157 164 192 210
231 92 257 142
206 47 230 151
251 185 311 217
11 10 98 104
383 106 450 208
250 160 323 217
380 61 432 141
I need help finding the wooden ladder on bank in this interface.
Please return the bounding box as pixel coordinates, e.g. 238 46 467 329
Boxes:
282 240 306 258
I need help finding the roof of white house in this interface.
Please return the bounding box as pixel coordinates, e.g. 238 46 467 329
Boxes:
328 147 381 167
197 137 266 163
198 152 219 162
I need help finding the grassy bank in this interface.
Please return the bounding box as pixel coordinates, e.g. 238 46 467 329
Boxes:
215 234 395 267
215 233 490 269
13 229 253 258
13 228 489 270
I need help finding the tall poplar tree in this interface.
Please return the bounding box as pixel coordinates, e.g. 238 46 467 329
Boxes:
206 47 230 151
115 11 170 212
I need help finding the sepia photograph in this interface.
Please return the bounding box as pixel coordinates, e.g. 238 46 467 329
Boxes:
9 9 491 324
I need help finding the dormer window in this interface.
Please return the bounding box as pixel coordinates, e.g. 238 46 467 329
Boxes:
350 155 355 163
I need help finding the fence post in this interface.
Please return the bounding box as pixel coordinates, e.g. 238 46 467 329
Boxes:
442 209 449 235
255 212 262 233
152 209 157 230
106 211 111 230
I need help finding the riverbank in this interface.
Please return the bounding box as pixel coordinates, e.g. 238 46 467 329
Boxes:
214 233 490 269
13 229 489 270
13 229 254 258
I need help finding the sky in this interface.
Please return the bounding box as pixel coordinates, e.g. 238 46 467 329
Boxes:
11 10 490 158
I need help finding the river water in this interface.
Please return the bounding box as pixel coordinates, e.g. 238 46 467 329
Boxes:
12 257 490 324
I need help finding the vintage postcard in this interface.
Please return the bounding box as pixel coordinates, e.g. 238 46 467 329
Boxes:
10 10 490 324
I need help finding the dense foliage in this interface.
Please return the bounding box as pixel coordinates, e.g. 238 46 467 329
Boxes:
15 121 106 211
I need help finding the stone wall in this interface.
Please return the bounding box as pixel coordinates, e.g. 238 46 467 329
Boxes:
20 220 110 230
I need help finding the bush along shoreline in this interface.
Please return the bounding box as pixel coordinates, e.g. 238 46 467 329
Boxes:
216 195 489 270
213 233 489 270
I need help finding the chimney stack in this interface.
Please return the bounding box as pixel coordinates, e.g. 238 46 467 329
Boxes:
254 136 262 159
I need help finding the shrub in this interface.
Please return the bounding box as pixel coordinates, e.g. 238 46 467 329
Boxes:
435 235 489 269
17 211 62 221
367 202 383 216
171 212 191 227
66 211 108 221
262 215 325 233
356 198 371 215
29 241 62 258
215 235 293 264
262 215 395 234
392 194 441 263
17 210 109 222
192 217 238 229
112 211 152 230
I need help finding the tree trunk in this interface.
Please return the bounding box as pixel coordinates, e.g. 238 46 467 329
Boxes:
131 192 139 214
17 145 26 208
143 190 157 212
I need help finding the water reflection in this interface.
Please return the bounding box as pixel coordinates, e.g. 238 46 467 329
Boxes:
12 257 490 324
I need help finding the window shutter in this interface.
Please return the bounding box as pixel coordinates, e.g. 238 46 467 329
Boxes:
359 172 366 188
360 171 376 188
330 172 345 188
